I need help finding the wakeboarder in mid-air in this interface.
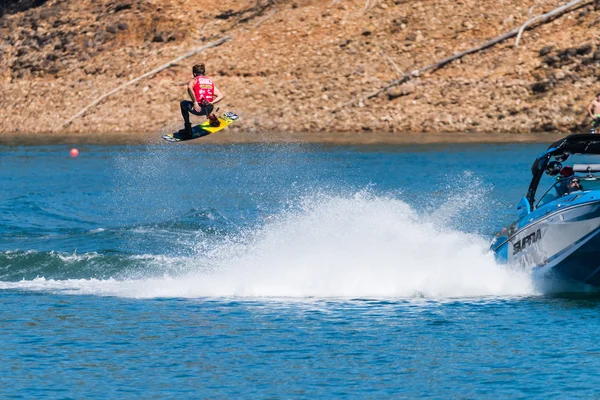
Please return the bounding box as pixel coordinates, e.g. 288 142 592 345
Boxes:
179 63 225 139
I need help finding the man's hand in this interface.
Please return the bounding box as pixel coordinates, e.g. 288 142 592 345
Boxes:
193 102 201 113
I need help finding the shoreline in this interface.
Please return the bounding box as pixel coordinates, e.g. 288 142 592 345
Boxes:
0 131 567 146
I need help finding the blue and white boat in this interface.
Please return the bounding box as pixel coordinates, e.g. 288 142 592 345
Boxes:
491 134 600 285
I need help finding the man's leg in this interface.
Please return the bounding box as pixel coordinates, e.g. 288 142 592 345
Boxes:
180 100 205 137
182 100 213 118
202 103 214 116
202 104 220 127
593 115 600 134
180 100 194 136
180 101 218 135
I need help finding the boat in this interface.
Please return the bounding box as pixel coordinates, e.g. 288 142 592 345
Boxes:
491 134 600 285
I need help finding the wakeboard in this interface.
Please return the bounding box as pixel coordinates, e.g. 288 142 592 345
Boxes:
162 111 240 142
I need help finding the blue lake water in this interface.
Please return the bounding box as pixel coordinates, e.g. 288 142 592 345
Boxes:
2 142 599 398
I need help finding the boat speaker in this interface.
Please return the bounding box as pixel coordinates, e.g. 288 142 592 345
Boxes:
545 161 562 176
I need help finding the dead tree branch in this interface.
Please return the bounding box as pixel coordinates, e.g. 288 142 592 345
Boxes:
253 9 277 28
362 0 591 102
61 36 231 129
516 0 587 47
381 51 406 79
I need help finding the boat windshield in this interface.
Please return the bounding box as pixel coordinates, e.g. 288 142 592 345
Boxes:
537 176 600 207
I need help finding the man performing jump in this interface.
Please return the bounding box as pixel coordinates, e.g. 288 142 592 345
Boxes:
588 93 600 134
180 63 224 139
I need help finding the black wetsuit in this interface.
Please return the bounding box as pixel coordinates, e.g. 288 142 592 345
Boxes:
180 100 215 126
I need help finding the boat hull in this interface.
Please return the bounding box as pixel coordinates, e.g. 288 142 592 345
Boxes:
493 200 600 285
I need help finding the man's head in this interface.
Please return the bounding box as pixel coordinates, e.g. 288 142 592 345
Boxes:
568 178 581 191
193 64 206 77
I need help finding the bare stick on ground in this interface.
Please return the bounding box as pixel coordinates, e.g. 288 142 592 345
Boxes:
61 36 232 129
253 9 277 28
515 0 587 47
362 0 590 102
381 51 406 79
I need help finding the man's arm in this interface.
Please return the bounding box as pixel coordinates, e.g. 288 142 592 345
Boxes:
187 80 201 112
211 86 224 104
589 101 597 118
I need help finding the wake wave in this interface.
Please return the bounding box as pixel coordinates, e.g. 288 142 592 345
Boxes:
0 192 535 299
0 250 198 281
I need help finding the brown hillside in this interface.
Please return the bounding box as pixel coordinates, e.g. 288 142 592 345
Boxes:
1 0 599 140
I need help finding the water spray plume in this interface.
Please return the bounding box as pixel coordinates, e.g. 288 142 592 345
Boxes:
0 193 535 299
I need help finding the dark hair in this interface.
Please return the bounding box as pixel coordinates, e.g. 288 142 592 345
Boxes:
193 64 205 76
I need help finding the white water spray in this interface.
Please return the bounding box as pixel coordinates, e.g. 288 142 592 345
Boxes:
0 192 535 299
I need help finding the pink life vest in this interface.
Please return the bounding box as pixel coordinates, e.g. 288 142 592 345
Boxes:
193 76 215 103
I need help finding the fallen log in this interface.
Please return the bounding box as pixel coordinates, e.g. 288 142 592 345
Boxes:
515 0 588 47
61 36 231 129
363 0 591 102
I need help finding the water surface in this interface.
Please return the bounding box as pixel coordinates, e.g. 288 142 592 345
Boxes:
1 143 595 397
